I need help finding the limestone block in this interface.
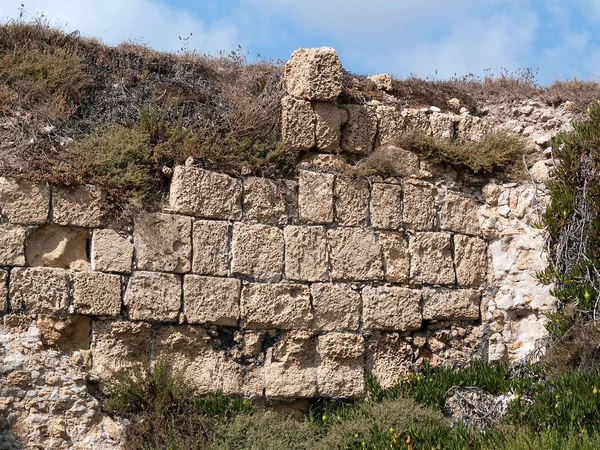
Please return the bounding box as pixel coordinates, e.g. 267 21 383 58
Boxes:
52 185 105 227
341 104 377 155
403 109 431 135
72 272 122 317
169 166 242 220
422 288 480 321
328 228 383 281
0 177 49 224
379 232 409 283
409 232 455 285
369 74 393 91
311 283 360 331
370 145 421 178
10 267 70 314
366 333 414 388
314 101 343 152
317 333 365 398
26 225 89 271
284 226 328 282
134 213 191 274
243 177 288 225
362 286 422 331
91 229 133 274
441 192 481 236
123 271 181 322
454 235 487 287
183 275 240 326
92 320 152 376
231 223 284 282
0 270 7 313
265 331 317 398
375 106 404 146
281 96 316 150
298 170 335 224
402 182 436 230
430 112 457 139
284 47 342 101
0 225 26 266
220 359 265 398
241 283 311 329
457 115 489 141
192 220 230 276
334 177 369 226
370 183 402 230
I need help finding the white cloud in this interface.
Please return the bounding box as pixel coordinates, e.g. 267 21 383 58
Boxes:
0 0 241 54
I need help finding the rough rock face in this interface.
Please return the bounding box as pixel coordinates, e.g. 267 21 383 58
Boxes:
123 272 181 322
26 225 89 271
341 104 377 155
231 223 284 282
91 229 133 274
281 96 316 150
298 170 335 224
52 185 105 227
284 47 342 101
0 177 49 224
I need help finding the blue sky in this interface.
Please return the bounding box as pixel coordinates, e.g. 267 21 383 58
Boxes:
2 0 600 85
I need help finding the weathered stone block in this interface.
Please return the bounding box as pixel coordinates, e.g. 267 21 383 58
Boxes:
281 96 316 150
284 226 328 282
0 270 7 313
72 272 122 316
334 177 369 226
123 271 181 322
375 106 404 146
379 232 410 283
311 283 360 331
243 177 289 225
169 166 242 220
298 170 334 224
220 359 265 398
231 223 284 282
370 183 402 230
134 213 191 274
441 192 481 236
0 225 26 266
341 104 377 155
26 225 89 271
369 73 393 91
454 235 488 287
0 177 49 224
314 101 343 152
367 145 420 178
430 112 458 139
328 228 383 281
422 288 480 321
192 220 230 276
403 109 432 135
183 275 240 326
284 47 342 101
366 333 414 388
403 182 436 230
362 286 422 331
91 229 133 274
265 331 317 398
409 232 455 285
52 185 105 227
317 333 365 398
241 283 311 329
10 267 70 314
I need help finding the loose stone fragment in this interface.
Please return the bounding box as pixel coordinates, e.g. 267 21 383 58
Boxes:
169 166 242 220
91 229 133 274
334 177 369 226
402 181 436 230
10 267 70 314
454 235 488 287
370 183 402 230
231 223 284 282
183 275 240 326
0 225 26 266
192 220 230 276
341 104 377 155
284 226 328 282
409 232 455 285
72 272 122 317
0 177 49 224
311 283 360 331
284 47 342 101
362 286 422 331
328 228 383 281
317 333 365 398
243 177 288 225
124 271 181 322
441 192 481 236
27 225 89 271
241 283 311 330
52 185 106 227
281 96 316 150
422 288 481 321
378 231 410 283
298 170 335 224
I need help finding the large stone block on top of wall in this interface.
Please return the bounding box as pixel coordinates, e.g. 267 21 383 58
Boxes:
0 270 8 314
422 288 480 321
0 177 49 224
328 228 383 281
52 185 105 227
284 47 342 101
243 177 290 225
402 181 436 230
334 177 369 226
134 213 191 274
192 220 230 276
231 223 284 282
169 166 242 220
298 170 334 224
370 183 402 230
454 234 488 287
409 232 455 285
241 283 311 330
0 224 26 266
341 104 377 155
311 283 360 331
362 286 422 331
317 333 365 398
26 225 89 271
378 231 410 283
72 272 122 317
284 226 328 282
314 101 344 152
91 229 133 274
10 267 70 315
123 271 181 322
441 192 481 236
183 275 240 326
281 96 316 150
